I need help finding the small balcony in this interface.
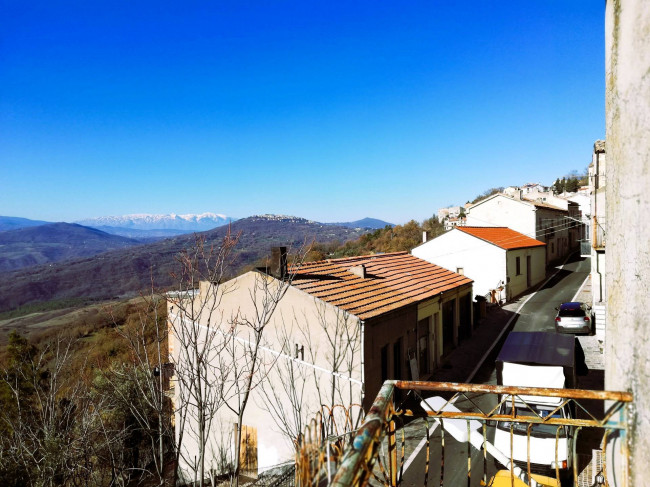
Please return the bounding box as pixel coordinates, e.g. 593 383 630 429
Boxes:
296 381 633 487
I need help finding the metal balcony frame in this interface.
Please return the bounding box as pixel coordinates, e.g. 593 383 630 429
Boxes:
329 380 633 487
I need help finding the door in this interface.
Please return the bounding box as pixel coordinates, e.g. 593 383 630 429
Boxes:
458 293 472 342
526 255 532 288
417 318 430 376
442 299 455 356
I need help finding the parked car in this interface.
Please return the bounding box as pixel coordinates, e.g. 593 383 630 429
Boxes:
554 302 593 334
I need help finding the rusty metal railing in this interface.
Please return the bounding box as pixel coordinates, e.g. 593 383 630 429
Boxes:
319 381 633 487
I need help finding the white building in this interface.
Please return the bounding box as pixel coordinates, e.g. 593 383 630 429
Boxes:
589 139 606 334
465 192 573 264
437 205 462 221
413 226 546 303
443 216 466 231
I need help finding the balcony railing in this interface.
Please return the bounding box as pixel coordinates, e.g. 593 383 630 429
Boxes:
297 381 633 487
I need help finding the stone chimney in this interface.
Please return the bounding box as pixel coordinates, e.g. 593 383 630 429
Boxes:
349 264 367 279
270 246 288 280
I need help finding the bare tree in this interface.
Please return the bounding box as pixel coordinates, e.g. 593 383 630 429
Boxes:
101 283 174 486
257 300 364 456
166 228 242 486
222 266 301 487
168 234 313 486
0 333 108 486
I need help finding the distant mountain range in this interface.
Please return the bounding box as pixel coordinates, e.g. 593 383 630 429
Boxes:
75 213 235 236
0 215 371 313
0 223 144 273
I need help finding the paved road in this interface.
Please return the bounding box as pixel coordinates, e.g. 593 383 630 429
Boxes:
398 255 592 487
511 255 591 333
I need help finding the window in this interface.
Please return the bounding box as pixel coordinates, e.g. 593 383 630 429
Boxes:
516 256 521 275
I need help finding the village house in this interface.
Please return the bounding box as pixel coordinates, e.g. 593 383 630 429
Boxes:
437 205 462 221
443 216 466 230
168 249 472 478
413 226 546 303
464 192 573 264
589 139 606 334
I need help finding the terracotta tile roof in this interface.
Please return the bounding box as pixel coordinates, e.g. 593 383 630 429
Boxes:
456 226 546 250
290 252 472 320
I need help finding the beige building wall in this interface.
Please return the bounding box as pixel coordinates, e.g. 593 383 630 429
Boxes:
534 207 570 264
169 270 473 479
604 0 650 485
505 246 546 299
169 271 363 477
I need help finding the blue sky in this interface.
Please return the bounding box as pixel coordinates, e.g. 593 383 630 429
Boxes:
1 1 605 224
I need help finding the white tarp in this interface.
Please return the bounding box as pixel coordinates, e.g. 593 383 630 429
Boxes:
501 362 565 405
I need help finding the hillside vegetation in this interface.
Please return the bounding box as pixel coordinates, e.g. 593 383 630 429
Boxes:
307 216 445 260
0 216 369 314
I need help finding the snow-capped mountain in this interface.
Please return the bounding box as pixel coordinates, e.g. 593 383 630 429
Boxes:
75 213 235 232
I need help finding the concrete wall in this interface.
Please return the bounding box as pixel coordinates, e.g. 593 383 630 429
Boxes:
466 194 537 237
412 229 505 298
605 1 650 485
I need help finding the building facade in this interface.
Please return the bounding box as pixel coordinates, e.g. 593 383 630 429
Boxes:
168 251 472 479
465 192 572 264
413 226 546 303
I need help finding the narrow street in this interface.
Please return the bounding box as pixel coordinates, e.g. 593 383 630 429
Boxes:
398 254 595 487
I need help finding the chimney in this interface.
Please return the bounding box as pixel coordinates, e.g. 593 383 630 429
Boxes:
423 231 429 243
270 246 288 280
514 189 523 200
349 264 367 279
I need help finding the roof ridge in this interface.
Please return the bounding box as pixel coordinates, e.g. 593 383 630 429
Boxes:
297 251 408 267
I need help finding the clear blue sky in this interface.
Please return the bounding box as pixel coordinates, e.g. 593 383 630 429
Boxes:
1 1 605 224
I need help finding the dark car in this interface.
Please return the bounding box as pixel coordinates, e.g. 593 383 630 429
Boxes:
554 302 593 334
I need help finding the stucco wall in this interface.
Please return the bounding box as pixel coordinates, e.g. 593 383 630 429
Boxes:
170 272 363 475
534 207 570 263
605 0 650 485
505 247 546 299
466 195 536 237
412 229 504 297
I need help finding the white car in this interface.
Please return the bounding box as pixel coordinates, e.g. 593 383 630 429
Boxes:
555 301 593 334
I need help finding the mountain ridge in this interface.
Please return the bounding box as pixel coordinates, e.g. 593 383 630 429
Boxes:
75 212 235 232
0 216 370 313
0 223 143 273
